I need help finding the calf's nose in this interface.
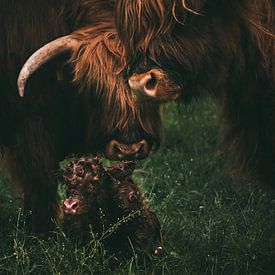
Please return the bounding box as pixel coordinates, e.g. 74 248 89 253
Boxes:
63 197 80 215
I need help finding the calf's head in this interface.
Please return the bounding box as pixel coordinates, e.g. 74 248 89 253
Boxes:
62 157 104 218
62 156 135 218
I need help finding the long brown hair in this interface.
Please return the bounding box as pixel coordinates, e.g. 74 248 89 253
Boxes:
70 22 162 146
115 0 275 184
116 0 274 83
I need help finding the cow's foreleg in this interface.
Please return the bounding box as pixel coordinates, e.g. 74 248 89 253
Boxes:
3 118 64 234
221 83 275 186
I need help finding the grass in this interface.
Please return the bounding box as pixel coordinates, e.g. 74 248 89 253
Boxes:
1 99 275 274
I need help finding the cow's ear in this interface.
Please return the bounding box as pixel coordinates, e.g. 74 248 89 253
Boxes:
108 162 135 180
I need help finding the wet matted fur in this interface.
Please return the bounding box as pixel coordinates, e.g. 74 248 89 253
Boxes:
61 156 163 257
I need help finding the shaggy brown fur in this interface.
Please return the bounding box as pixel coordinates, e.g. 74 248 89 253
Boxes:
0 0 161 233
70 25 162 141
115 0 275 186
61 156 163 257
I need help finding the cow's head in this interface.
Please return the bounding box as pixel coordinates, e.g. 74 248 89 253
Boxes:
17 25 162 161
115 0 265 102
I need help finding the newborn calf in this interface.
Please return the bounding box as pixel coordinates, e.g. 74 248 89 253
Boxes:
60 156 163 257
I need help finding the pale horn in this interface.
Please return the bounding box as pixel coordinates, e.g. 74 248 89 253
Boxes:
17 35 79 97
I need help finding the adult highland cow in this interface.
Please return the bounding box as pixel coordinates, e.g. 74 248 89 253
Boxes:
115 1 275 186
0 0 161 234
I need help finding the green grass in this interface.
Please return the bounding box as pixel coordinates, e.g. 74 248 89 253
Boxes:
1 99 275 274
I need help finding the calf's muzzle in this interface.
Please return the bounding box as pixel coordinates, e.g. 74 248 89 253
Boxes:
63 197 82 215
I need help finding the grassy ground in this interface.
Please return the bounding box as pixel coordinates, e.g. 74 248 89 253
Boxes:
0 99 275 274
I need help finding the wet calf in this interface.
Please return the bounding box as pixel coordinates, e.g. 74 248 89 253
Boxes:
60 156 163 257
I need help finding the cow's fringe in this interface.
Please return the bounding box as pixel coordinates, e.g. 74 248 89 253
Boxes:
69 23 162 142
115 0 275 184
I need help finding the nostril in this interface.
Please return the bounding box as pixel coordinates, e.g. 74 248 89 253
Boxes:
111 144 124 159
136 142 144 153
64 199 79 211
71 201 78 210
145 73 157 91
113 143 119 153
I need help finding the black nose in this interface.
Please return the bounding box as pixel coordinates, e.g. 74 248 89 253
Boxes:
105 139 150 160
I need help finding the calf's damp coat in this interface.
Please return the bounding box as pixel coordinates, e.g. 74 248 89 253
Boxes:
61 156 163 256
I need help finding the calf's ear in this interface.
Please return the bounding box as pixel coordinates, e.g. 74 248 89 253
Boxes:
107 161 136 180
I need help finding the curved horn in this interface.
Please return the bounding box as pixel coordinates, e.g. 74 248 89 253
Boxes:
18 35 78 97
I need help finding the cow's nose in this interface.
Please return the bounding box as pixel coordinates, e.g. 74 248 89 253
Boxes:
128 69 161 98
128 68 181 102
105 139 150 160
63 197 80 215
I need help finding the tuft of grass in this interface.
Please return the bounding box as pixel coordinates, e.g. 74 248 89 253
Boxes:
1 99 275 274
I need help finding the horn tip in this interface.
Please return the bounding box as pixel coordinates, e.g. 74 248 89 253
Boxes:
17 80 25 97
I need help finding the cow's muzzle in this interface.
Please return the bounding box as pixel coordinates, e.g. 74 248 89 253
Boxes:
105 139 150 160
128 68 182 102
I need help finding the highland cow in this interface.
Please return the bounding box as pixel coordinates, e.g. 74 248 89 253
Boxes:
61 156 163 257
115 0 275 186
0 0 161 234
